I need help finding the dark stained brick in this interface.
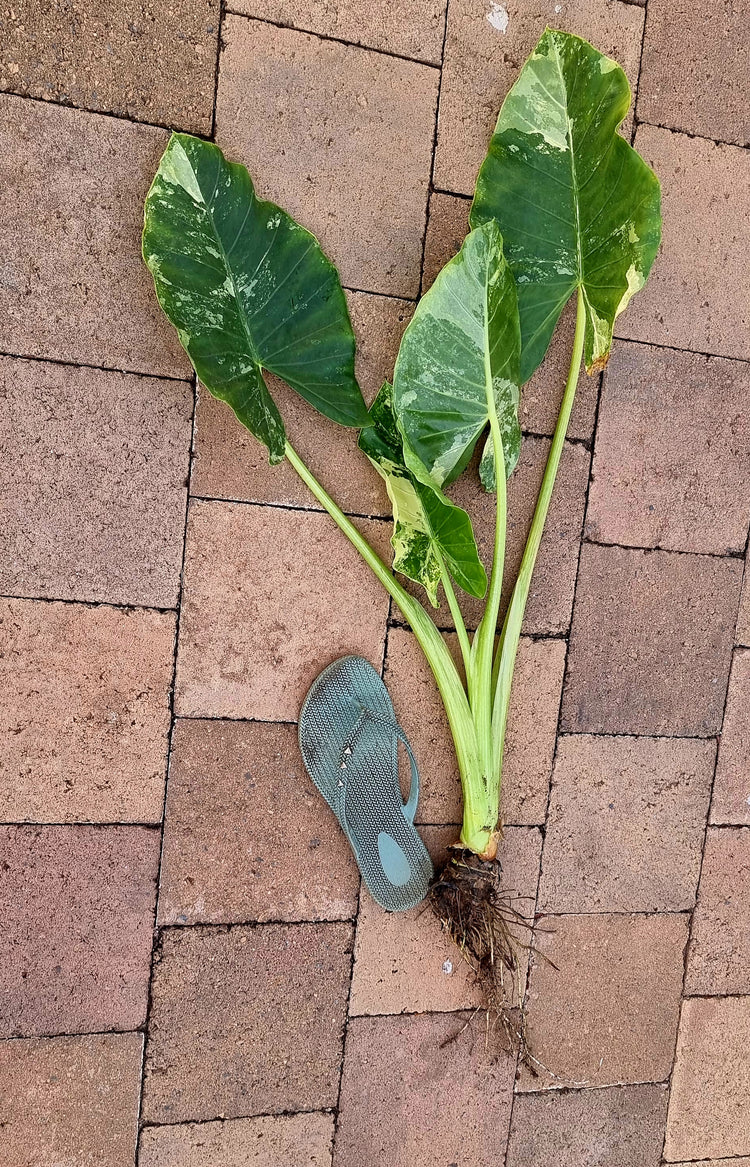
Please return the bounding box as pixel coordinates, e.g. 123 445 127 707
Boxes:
142 922 352 1123
539 734 714 913
0 826 159 1036
562 544 741 736
158 719 359 925
0 1 220 131
335 1011 515 1167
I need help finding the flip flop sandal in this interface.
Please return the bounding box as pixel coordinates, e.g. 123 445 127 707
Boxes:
299 655 434 912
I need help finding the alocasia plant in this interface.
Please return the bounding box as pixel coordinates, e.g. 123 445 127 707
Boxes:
143 29 660 1006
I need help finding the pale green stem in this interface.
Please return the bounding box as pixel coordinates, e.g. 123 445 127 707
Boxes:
284 439 481 790
490 288 586 773
433 546 473 687
461 409 506 854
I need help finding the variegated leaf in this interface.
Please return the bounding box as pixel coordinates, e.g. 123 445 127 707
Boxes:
143 133 369 464
359 383 487 604
470 28 661 381
392 221 522 493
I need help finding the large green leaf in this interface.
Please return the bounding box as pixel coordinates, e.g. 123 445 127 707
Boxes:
392 221 522 493
143 133 369 463
470 28 661 381
359 383 487 604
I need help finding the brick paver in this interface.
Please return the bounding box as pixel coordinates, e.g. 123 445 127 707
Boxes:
139 1112 334 1167
507 1084 668 1167
229 0 446 64
142 922 352 1123
638 0 750 146
669 1162 750 1167
0 1 220 131
539 735 714 913
0 95 189 377
711 648 750 826
685 826 750 995
0 355 192 607
0 599 175 823
6 1 750 1161
0 1033 143 1167
385 630 564 825
738 563 750 646
434 0 644 195
562 544 741 737
158 718 359 925
666 995 750 1160
176 501 390 720
588 342 750 555
518 912 688 1090
619 126 750 362
0 826 159 1036
335 1012 515 1167
191 292 411 517
350 826 540 1015
215 17 438 298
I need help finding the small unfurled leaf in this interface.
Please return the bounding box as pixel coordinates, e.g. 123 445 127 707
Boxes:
143 133 369 464
359 383 487 604
470 28 661 381
392 221 522 494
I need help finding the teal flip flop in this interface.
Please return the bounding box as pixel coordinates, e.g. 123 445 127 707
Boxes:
299 656 433 912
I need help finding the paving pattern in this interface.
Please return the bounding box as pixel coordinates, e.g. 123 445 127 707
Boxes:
1 1 749 1163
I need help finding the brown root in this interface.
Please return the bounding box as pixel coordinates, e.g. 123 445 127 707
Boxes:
429 846 535 1060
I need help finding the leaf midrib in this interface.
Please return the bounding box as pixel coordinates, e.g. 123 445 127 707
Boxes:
196 149 264 370
553 40 584 289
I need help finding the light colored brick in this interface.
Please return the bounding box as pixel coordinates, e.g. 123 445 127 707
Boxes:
638 0 750 146
228 0 446 64
539 734 715 913
0 1033 143 1167
176 501 390 721
0 355 192 606
668 1162 750 1167
518 912 688 1090
349 826 540 1015
738 561 750 646
666 996 750 1161
686 827 750 995
215 17 438 297
711 648 750 826
0 95 189 376
421 437 589 635
0 599 175 823
139 1112 334 1167
619 127 750 362
0 1 220 131
384 630 564 826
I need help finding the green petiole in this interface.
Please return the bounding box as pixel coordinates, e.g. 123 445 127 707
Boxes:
490 288 586 780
